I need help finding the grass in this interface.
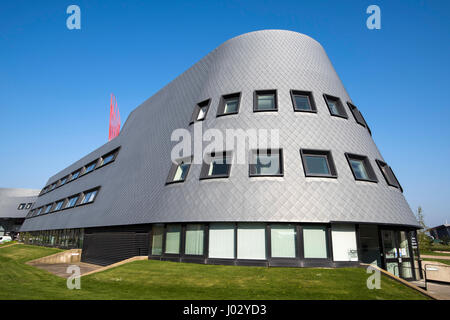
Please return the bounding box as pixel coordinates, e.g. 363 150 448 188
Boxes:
0 244 429 300
420 250 450 257
422 258 450 266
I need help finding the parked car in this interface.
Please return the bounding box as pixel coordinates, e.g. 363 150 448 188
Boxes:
0 236 12 244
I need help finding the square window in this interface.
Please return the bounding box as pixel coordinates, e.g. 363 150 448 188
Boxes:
345 153 378 182
323 94 347 118
375 159 402 191
217 93 241 116
300 149 337 178
290 90 317 112
190 99 211 124
254 90 277 112
237 223 266 260
166 157 192 184
81 189 98 204
303 226 328 259
249 149 283 176
200 152 232 179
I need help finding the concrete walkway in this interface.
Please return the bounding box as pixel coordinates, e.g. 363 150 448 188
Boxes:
425 282 450 300
421 254 450 260
30 262 102 278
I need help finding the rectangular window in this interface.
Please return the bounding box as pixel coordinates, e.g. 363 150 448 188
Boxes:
166 157 192 184
80 189 98 204
185 224 204 255
70 170 81 181
271 224 297 258
190 99 211 124
35 207 44 216
200 152 232 179
217 93 241 116
300 149 337 178
237 223 266 260
151 224 164 255
249 149 283 176
65 195 79 208
331 224 358 261
375 159 402 190
25 203 32 209
165 224 181 254
347 102 368 128
84 161 97 175
345 153 378 182
303 226 328 259
100 148 119 167
208 223 235 259
17 203 26 210
290 90 317 112
323 94 347 118
53 200 64 211
254 90 277 112
59 176 68 186
49 182 57 191
44 204 53 214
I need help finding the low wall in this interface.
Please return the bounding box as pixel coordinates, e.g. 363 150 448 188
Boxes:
423 262 450 283
27 249 82 265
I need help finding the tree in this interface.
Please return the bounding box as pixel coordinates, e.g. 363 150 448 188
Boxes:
415 206 432 251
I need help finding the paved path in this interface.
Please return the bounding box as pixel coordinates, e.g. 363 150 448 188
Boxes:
421 254 450 260
29 262 101 278
425 282 450 300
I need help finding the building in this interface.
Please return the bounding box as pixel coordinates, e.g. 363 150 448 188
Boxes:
429 224 450 242
19 30 421 280
0 188 38 238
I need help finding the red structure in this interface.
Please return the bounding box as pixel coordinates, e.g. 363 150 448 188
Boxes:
109 94 121 140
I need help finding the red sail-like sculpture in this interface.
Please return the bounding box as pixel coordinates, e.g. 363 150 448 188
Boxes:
108 94 121 140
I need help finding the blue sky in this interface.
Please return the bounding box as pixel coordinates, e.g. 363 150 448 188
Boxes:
0 0 449 227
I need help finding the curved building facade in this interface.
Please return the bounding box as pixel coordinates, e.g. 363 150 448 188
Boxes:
20 30 420 279
0 188 38 237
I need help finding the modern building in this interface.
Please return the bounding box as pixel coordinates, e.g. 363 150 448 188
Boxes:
0 188 38 238
20 30 421 280
429 224 450 242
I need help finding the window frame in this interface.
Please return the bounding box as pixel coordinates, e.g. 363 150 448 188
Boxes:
249 149 284 177
53 199 66 212
300 149 338 178
63 194 80 209
98 147 120 168
190 99 211 124
166 156 192 185
347 102 370 130
323 94 348 119
290 90 317 113
199 151 233 180
216 92 241 117
375 159 403 191
253 90 278 112
345 153 378 183
79 187 100 206
82 160 99 176
17 203 26 210
25 203 32 209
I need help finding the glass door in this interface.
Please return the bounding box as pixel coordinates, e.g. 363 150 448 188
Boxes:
381 229 415 280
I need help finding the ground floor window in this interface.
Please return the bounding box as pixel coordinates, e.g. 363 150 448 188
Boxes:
185 224 204 255
208 223 235 259
303 226 328 259
151 224 164 255
237 223 266 260
270 224 297 258
165 224 181 254
331 224 358 261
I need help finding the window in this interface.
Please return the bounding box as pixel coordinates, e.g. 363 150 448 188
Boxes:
347 102 368 128
41 186 49 194
99 148 119 167
70 169 81 181
249 149 283 176
208 223 235 259
165 224 181 254
17 203 26 210
271 224 297 258
44 204 53 214
190 99 211 124
345 153 378 182
25 203 32 209
303 226 328 259
300 149 337 178
151 224 164 255
185 224 204 255
323 94 347 118
237 223 266 260
200 151 232 179
49 182 57 191
59 176 68 186
83 161 97 175
217 92 241 116
331 224 358 261
254 90 277 112
35 207 44 216
375 160 402 191
65 195 79 208
166 157 192 184
80 189 98 204
290 90 317 112
53 200 64 211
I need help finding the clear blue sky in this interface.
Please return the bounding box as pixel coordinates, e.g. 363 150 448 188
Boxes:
1 0 449 227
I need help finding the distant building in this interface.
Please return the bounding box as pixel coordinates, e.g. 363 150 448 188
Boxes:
429 224 450 241
0 188 39 237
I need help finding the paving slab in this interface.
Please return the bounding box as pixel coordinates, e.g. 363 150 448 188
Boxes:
30 262 101 278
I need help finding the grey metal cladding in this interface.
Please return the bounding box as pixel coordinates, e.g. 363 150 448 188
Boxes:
20 30 420 232
0 188 39 218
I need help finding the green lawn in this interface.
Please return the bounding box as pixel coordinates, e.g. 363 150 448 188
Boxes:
0 244 429 300
422 258 450 266
421 250 450 257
